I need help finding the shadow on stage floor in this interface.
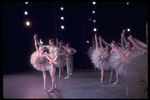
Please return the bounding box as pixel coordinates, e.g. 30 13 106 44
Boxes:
2 69 132 99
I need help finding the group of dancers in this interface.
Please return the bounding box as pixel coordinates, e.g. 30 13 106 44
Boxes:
30 34 77 92
30 22 148 97
87 22 148 97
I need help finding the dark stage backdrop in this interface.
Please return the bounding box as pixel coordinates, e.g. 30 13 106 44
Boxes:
3 2 148 74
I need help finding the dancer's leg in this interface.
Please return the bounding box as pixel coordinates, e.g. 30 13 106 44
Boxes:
133 38 147 48
109 69 113 82
48 64 57 92
59 68 61 78
113 72 118 85
64 60 70 79
70 57 73 75
100 67 104 84
42 71 46 89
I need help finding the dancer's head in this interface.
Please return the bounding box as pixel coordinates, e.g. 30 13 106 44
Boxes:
49 39 56 47
39 46 44 52
125 42 131 49
112 40 118 47
66 42 70 49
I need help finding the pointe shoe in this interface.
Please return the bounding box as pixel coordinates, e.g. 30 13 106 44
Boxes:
47 88 54 92
64 76 70 79
113 81 118 85
44 84 46 89
54 85 59 89
100 78 103 84
70 73 72 75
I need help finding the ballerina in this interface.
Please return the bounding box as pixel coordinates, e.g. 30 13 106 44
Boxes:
59 42 77 79
42 38 62 92
30 34 57 90
91 34 111 84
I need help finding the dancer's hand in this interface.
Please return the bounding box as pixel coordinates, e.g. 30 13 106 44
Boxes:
99 36 102 41
52 61 58 64
127 35 133 42
33 34 37 40
121 29 125 38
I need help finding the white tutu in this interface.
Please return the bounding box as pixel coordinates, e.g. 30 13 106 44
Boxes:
109 47 145 75
55 56 64 68
30 51 51 71
91 48 110 71
87 45 95 59
123 54 148 98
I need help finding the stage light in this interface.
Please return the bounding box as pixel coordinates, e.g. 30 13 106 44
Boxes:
93 28 97 32
24 11 28 15
25 2 28 4
61 25 64 29
127 28 130 32
92 1 96 5
92 10 95 14
127 2 129 5
60 17 64 20
87 40 89 43
60 7 64 10
93 20 96 23
26 21 30 26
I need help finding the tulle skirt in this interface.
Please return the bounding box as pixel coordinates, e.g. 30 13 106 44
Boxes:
30 51 64 71
123 54 148 98
87 45 95 59
91 48 110 71
108 48 144 75
30 51 51 71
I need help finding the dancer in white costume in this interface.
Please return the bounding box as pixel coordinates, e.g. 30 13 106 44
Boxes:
30 34 57 90
42 38 61 92
59 42 77 79
58 40 66 78
91 34 110 84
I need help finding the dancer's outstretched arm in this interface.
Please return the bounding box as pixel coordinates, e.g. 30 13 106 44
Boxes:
95 34 99 49
128 35 147 53
101 38 112 47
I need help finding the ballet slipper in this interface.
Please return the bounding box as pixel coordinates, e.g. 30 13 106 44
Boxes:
64 76 70 79
54 84 59 89
113 81 118 85
47 88 55 92
44 85 46 90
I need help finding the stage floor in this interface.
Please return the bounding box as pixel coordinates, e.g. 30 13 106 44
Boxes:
3 69 129 99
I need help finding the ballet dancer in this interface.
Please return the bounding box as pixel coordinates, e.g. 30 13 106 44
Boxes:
91 34 110 84
59 42 77 79
30 34 57 90
42 38 61 92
